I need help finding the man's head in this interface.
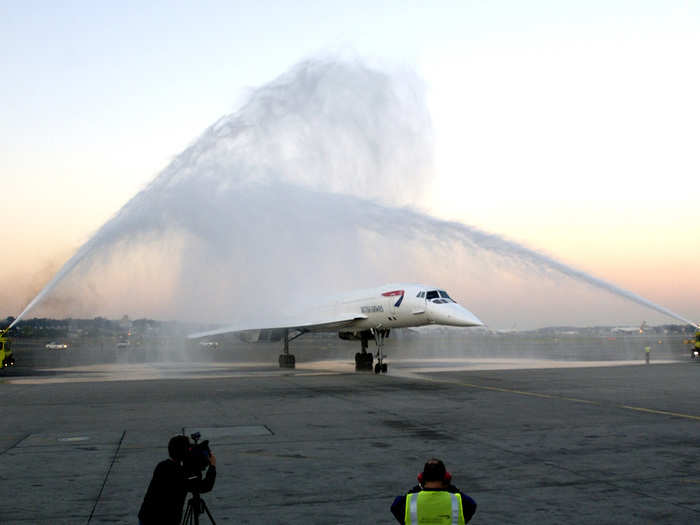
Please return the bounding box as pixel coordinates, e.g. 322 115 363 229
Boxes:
168 435 190 462
419 458 452 487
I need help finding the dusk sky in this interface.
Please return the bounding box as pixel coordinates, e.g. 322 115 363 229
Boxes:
2 1 699 328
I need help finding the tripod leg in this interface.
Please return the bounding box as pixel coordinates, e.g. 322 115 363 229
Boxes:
200 499 217 525
182 498 199 525
181 501 192 524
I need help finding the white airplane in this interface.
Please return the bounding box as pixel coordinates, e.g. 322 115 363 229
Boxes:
188 283 483 373
611 321 647 335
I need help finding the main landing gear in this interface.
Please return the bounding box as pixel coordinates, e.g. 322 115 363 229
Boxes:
279 329 303 369
278 327 389 374
354 329 389 374
279 353 295 368
355 331 373 371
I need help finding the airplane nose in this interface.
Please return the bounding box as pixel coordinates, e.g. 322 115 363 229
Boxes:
429 302 483 327
452 304 483 327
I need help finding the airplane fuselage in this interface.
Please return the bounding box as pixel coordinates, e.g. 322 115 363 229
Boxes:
322 283 483 332
189 282 483 373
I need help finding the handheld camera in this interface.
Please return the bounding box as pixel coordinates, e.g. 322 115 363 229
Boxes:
183 432 212 476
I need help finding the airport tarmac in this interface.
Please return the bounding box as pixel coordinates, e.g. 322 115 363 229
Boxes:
1 353 700 524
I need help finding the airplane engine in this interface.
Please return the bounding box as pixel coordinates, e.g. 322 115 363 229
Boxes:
338 331 363 341
339 329 390 341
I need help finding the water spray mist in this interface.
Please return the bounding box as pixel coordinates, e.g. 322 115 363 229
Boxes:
9 57 698 331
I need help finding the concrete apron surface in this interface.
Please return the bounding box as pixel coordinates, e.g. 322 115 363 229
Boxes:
1 360 700 524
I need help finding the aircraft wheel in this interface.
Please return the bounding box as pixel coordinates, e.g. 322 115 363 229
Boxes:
279 354 296 369
355 353 373 371
381 363 388 373
374 363 381 374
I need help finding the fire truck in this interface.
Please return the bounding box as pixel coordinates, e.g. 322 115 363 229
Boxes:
1 328 15 368
691 330 700 360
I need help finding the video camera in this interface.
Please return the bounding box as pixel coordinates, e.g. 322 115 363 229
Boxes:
182 432 212 475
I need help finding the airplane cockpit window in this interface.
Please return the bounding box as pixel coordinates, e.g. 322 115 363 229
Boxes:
439 290 455 302
426 290 439 300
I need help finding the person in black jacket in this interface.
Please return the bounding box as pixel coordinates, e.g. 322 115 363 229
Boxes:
390 459 477 524
138 435 216 525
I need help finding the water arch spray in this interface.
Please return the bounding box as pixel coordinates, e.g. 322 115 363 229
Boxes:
9 58 698 330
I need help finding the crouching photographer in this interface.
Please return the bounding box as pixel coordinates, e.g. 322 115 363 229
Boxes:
138 433 217 525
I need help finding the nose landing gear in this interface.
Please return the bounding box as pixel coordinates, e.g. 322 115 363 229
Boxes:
371 328 389 374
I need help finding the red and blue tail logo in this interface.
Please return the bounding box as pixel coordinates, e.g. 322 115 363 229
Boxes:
382 289 405 307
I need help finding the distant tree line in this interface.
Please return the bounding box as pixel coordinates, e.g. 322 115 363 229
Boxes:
3 316 154 338
2 316 216 339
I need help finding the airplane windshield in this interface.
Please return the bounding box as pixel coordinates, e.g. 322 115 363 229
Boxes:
439 290 454 302
421 290 456 303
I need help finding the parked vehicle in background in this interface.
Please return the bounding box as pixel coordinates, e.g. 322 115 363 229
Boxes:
45 341 68 350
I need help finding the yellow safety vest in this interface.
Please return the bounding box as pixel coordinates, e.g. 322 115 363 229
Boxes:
404 491 466 525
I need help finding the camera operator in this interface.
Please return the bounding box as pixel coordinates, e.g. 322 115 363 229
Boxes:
138 435 216 525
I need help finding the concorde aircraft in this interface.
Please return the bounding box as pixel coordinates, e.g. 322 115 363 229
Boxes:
188 284 483 374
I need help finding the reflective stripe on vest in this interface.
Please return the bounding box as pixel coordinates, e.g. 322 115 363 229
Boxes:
409 492 418 521
405 491 464 525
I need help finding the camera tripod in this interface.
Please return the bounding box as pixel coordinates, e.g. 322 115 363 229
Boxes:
182 491 216 525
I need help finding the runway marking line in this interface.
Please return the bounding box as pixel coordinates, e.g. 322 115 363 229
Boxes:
432 379 700 422
619 405 700 421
